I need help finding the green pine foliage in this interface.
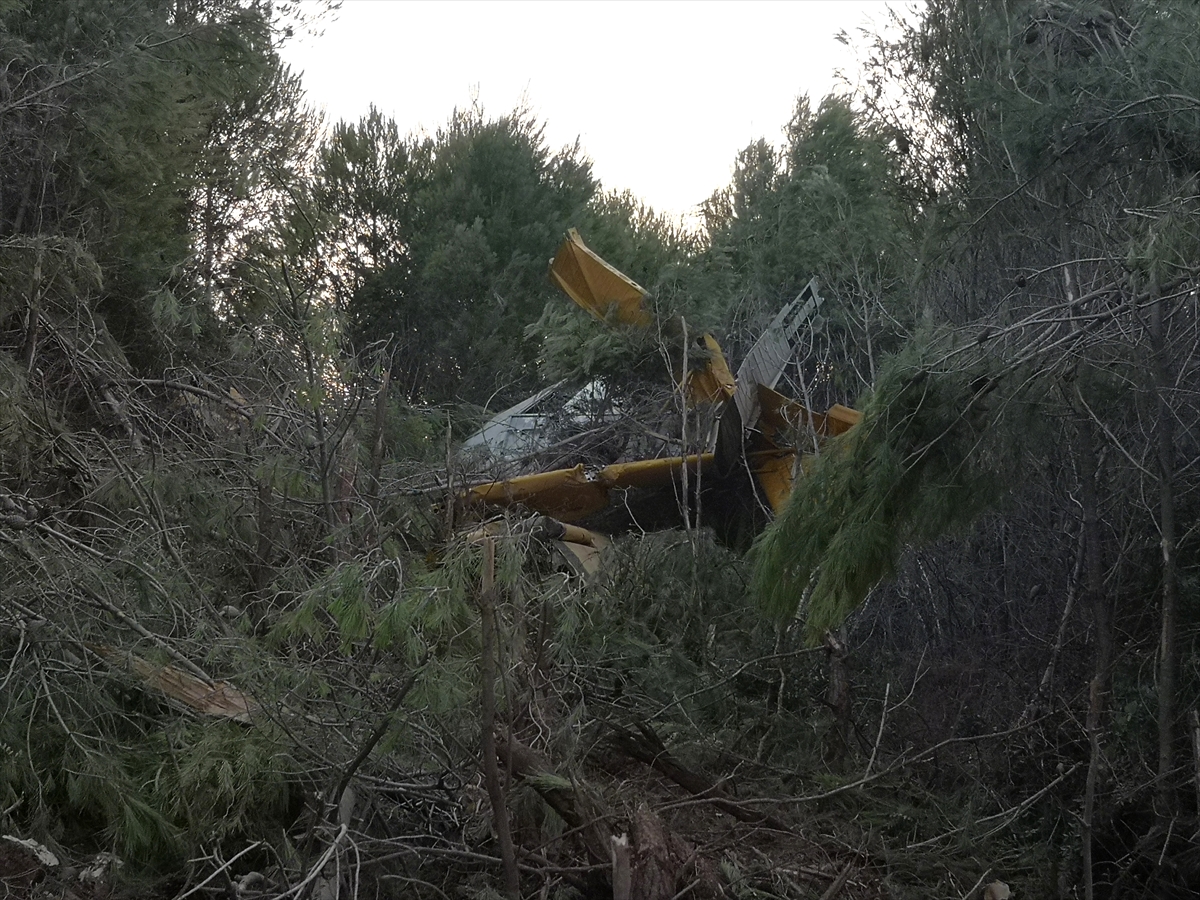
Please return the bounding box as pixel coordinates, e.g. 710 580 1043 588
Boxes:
529 303 666 384
0 667 297 866
0 0 311 369
318 104 603 405
753 332 1041 642
4 0 1200 894
703 95 914 305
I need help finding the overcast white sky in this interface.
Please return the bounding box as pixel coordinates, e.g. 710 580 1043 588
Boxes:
281 1 916 224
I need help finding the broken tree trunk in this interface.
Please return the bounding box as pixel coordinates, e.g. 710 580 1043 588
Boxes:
497 733 720 900
495 733 612 867
629 802 718 900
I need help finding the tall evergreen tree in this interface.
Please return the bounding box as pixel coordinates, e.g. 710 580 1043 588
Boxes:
0 0 316 370
318 105 598 405
702 95 916 395
756 4 1200 891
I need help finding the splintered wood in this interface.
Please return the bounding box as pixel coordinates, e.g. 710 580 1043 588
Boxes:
90 645 259 722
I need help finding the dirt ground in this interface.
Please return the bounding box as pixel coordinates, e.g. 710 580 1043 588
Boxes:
0 840 113 900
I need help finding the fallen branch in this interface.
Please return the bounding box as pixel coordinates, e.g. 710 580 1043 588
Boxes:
354 839 608 874
496 733 613 866
279 825 348 900
172 841 263 900
608 722 790 832
123 377 256 417
330 655 428 813
75 584 212 682
817 862 855 900
906 763 1081 849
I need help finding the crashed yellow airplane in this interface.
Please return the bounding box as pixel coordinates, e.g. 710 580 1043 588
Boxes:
462 229 859 570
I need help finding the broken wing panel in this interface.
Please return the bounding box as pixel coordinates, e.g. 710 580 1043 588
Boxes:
600 454 711 489
756 386 863 445
468 464 612 521
549 228 651 326
748 450 796 514
685 334 737 405
749 387 862 513
467 454 713 523
824 404 862 435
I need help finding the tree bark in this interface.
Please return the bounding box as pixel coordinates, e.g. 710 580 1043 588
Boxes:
369 362 391 491
1150 284 1179 822
478 537 520 898
608 722 790 832
1077 416 1111 900
824 627 852 769
497 733 613 867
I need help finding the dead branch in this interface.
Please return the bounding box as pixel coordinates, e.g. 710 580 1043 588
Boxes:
329 656 428 816
607 722 790 832
495 733 613 867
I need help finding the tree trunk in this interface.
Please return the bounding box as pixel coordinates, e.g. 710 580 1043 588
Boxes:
824 627 852 768
21 249 42 372
1077 416 1111 900
478 538 520 898
608 722 790 832
497 733 612 867
369 363 391 492
1150 285 1179 822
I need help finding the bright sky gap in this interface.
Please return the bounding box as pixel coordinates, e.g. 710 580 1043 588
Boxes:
281 0 915 225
